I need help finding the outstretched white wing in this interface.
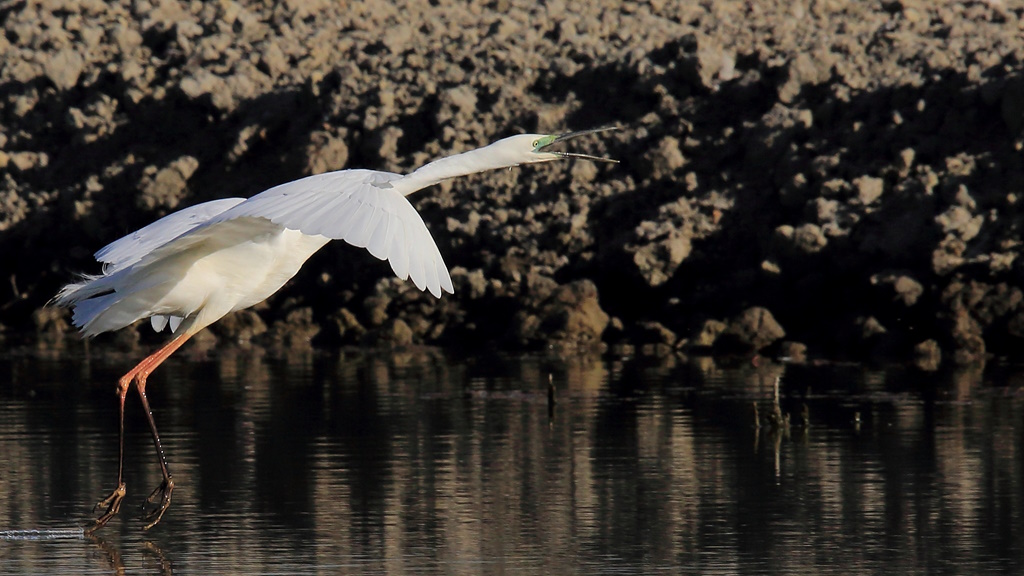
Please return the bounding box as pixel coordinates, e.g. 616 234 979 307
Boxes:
95 198 246 274
210 169 454 298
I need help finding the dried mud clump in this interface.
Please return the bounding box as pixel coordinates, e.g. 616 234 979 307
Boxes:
714 307 787 354
3 1 1024 366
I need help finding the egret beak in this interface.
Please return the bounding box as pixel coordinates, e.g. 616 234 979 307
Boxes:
535 126 619 163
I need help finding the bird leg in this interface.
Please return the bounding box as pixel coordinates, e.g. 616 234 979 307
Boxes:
87 331 193 532
85 380 130 535
135 378 175 530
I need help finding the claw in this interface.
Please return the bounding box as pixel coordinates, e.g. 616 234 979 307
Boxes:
140 477 174 530
86 482 127 535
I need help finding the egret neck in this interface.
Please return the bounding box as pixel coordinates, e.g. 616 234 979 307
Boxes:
389 138 545 196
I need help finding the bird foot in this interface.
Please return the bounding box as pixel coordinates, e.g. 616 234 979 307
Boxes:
86 482 127 534
140 477 174 530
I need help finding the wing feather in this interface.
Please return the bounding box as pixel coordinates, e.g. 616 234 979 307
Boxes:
59 166 455 341
325 195 363 239
96 198 245 273
210 169 454 297
304 193 355 236
260 196 312 223
438 259 454 294
350 204 385 249
343 201 379 248
151 315 168 332
423 248 441 298
366 210 393 260
407 242 427 292
388 220 409 279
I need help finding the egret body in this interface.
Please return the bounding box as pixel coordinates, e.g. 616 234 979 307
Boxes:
53 127 616 532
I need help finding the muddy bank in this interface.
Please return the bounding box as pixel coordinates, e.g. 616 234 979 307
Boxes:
3 1 1024 366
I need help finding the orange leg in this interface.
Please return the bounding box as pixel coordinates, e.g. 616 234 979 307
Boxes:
87 331 194 533
86 383 129 535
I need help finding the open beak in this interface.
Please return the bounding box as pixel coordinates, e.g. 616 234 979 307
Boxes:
540 126 619 163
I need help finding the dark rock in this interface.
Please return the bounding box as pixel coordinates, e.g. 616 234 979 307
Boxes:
630 320 678 348
1008 310 1024 340
935 206 982 242
179 69 233 110
692 319 727 347
948 307 985 364
932 236 967 275
364 318 414 347
42 48 84 91
776 223 827 254
791 223 828 254
852 315 909 360
854 175 884 205
8 152 48 171
778 51 834 103
32 306 69 336
859 316 886 337
943 280 1023 326
913 339 941 371
451 267 488 299
871 273 924 306
435 86 478 127
363 294 391 327
137 156 200 212
510 279 609 352
306 130 349 174
644 136 685 179
625 197 708 287
777 341 807 363
0 189 30 232
365 126 403 164
628 233 691 287
275 307 320 345
210 309 267 343
717 307 786 353
893 276 924 306
323 308 366 343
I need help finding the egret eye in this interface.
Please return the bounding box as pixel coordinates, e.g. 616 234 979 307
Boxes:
532 139 540 148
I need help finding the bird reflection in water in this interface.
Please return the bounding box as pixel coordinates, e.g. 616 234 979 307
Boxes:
87 533 174 575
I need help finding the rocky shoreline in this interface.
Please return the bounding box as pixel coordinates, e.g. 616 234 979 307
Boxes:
3 1 1024 366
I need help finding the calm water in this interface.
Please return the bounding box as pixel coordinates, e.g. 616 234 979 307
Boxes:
0 343 1022 574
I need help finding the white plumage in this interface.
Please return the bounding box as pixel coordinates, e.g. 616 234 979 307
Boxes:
56 169 453 336
53 128 617 533
56 131 616 341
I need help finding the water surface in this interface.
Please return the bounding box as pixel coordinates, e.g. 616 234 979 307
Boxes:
0 345 1022 574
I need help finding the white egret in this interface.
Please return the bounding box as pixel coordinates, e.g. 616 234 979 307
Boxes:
53 127 617 532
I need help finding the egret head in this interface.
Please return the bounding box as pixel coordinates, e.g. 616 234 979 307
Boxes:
493 127 619 165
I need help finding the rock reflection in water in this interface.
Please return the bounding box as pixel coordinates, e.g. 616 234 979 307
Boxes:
0 347 1022 574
